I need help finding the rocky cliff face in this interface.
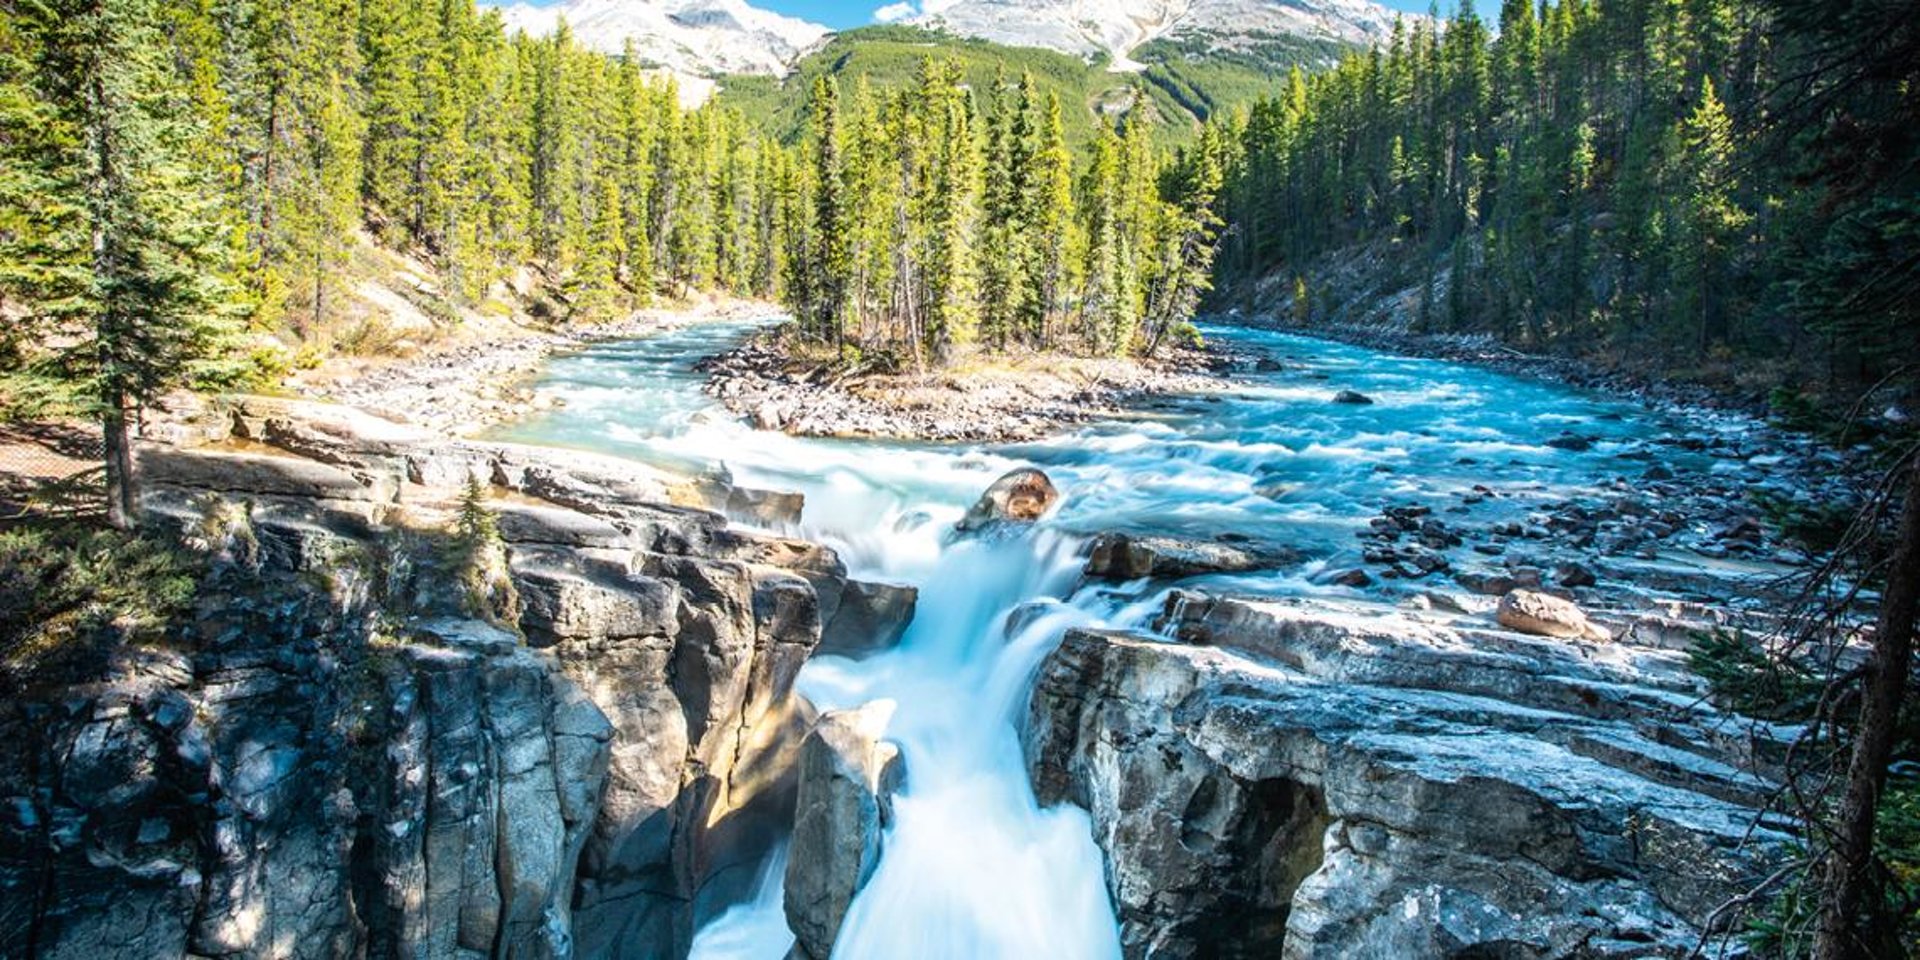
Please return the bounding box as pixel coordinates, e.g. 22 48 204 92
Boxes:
0 396 913 960
904 0 1401 67
1025 591 1792 958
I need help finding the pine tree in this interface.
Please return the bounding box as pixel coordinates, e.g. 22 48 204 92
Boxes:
1 0 248 527
527 23 582 264
668 103 720 291
359 0 430 234
1673 76 1745 351
805 75 850 345
612 41 656 304
282 71 365 335
1143 123 1225 354
977 68 1022 349
569 173 626 321
1026 92 1076 347
1081 125 1135 353
915 59 979 361
750 142 786 301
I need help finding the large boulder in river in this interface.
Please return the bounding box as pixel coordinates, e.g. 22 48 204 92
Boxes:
784 702 904 960
1496 589 1610 642
816 579 919 658
1085 532 1299 581
954 468 1059 532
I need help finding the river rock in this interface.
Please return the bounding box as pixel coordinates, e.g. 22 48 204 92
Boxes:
1328 568 1373 588
1085 532 1298 581
726 485 806 526
753 401 790 432
1554 561 1598 589
1332 390 1374 405
785 702 904 960
954 468 1059 532
816 579 919 658
1497 589 1610 642
1027 597 1790 959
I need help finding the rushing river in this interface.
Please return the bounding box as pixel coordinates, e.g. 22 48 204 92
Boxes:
492 313 1692 958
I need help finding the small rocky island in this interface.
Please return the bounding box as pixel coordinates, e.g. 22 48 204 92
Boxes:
697 327 1241 443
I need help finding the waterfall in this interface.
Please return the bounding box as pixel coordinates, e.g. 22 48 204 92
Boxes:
497 316 1681 957
798 531 1124 959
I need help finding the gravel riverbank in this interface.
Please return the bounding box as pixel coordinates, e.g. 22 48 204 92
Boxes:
289 299 779 436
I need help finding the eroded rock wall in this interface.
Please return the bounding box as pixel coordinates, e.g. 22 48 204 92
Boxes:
1025 595 1791 959
0 400 916 960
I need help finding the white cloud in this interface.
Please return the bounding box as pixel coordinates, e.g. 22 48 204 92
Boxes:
873 1 918 22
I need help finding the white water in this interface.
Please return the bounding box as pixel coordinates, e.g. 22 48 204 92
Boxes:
688 846 794 958
495 314 1715 958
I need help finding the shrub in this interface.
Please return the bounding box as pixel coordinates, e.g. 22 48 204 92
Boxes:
0 522 201 683
451 476 520 627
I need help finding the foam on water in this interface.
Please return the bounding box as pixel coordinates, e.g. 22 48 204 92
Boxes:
496 317 1703 957
687 845 793 959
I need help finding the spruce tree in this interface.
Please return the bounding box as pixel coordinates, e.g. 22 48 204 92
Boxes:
1673 76 1745 351
1025 92 1075 347
359 0 430 234
1 0 247 528
804 75 850 345
1081 125 1134 353
569 173 626 322
915 59 979 361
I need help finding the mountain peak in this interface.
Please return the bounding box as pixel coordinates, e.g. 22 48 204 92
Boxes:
490 0 829 77
899 0 1404 69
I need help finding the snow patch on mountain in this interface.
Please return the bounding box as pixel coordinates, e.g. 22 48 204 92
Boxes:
901 0 1405 67
491 0 828 78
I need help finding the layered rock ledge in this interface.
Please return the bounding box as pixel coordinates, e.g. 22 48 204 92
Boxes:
1025 591 1794 959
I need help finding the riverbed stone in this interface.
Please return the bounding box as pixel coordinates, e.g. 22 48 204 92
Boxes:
1497 589 1611 641
955 468 1059 532
816 579 919 658
1085 532 1298 581
784 702 904 960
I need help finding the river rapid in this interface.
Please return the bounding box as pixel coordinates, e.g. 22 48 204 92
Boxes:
491 313 1730 958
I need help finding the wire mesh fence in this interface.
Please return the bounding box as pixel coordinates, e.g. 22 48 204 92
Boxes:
0 423 104 521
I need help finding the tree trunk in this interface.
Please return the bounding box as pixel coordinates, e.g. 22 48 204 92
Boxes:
102 395 137 531
1814 461 1920 959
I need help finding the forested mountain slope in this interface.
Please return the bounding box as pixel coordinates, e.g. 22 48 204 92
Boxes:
714 25 1318 148
1208 0 1919 407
